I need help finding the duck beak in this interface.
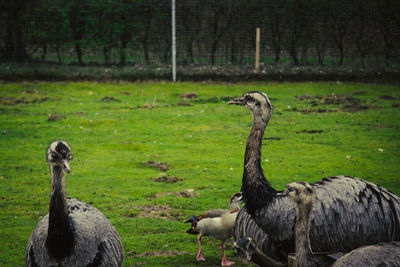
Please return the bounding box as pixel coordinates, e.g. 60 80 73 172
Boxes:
228 97 245 106
62 160 71 174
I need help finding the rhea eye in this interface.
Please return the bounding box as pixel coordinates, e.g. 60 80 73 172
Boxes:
288 188 294 192
255 101 260 107
51 152 57 158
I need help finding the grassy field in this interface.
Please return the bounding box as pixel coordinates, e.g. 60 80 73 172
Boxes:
0 81 399 266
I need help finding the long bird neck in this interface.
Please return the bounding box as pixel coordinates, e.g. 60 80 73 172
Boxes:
46 165 74 260
295 202 318 267
251 246 287 267
242 113 276 215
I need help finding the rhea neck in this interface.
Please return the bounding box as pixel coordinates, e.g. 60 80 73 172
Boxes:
46 163 74 260
295 200 317 267
242 109 276 215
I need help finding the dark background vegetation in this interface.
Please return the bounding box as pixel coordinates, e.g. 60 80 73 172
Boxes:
1 0 400 81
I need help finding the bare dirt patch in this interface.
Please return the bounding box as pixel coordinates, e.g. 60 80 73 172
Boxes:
145 161 171 171
153 176 182 183
263 137 282 141
101 96 121 102
0 96 48 105
294 93 379 113
47 114 66 121
179 93 198 99
292 107 334 113
70 111 86 116
120 91 132 95
131 205 180 220
155 189 198 199
297 129 324 134
176 102 193 107
379 95 399 100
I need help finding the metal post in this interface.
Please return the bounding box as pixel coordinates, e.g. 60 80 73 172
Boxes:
171 0 176 82
255 27 260 73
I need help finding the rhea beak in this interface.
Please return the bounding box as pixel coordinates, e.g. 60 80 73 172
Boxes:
228 97 245 106
62 159 71 174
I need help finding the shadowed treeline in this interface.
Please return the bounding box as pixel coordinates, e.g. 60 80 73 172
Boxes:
1 0 399 68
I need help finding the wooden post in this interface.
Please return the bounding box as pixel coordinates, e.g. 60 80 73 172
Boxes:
255 27 260 73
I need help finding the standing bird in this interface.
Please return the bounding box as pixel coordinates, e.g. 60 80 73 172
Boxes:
281 181 400 267
228 91 400 255
186 192 242 266
26 140 124 266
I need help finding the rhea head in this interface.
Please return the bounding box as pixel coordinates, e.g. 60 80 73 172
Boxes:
47 140 72 173
228 91 273 122
282 182 314 206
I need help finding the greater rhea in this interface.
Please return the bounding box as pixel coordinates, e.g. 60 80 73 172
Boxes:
234 237 287 267
186 192 242 266
233 208 285 264
26 140 123 266
228 91 400 256
282 181 400 267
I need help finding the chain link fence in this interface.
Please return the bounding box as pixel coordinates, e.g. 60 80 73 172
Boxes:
1 0 400 81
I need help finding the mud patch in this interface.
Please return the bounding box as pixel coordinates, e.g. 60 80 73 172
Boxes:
155 189 198 199
48 114 66 121
322 94 361 105
120 91 132 95
379 95 399 100
179 93 198 99
145 161 171 171
176 102 193 107
292 107 334 113
263 137 282 141
70 111 86 116
294 93 379 113
295 94 322 101
0 96 48 105
153 176 182 183
101 96 121 102
297 129 324 134
131 205 180 220
137 104 157 109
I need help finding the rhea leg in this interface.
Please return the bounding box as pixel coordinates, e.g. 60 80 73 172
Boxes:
196 234 206 261
220 241 235 266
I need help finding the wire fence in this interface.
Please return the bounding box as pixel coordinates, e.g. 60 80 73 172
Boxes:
1 0 400 80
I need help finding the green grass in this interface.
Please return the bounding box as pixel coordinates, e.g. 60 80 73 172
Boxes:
0 81 399 266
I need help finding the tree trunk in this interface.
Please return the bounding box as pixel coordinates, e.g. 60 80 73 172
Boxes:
75 41 83 65
56 43 62 64
103 47 110 65
2 0 28 62
289 46 299 65
41 42 47 61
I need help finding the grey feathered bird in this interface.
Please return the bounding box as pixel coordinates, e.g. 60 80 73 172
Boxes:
233 208 285 263
234 237 287 267
282 181 400 267
26 140 124 266
228 91 400 255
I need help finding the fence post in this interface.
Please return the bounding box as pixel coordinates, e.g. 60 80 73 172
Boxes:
255 27 260 73
171 0 177 82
